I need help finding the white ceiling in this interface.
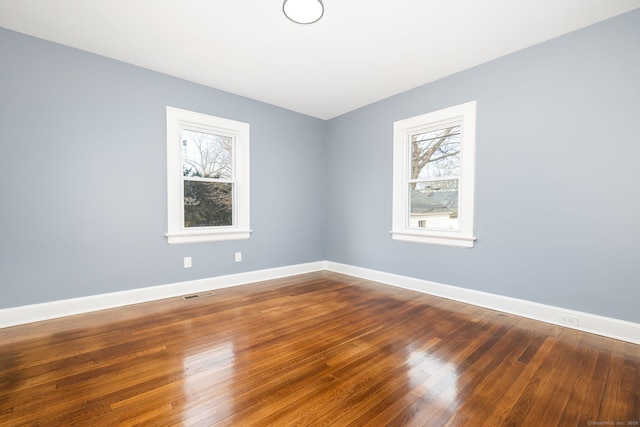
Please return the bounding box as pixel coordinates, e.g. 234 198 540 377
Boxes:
1 0 639 119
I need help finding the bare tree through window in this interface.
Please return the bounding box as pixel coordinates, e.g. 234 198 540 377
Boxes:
181 129 234 227
409 124 461 229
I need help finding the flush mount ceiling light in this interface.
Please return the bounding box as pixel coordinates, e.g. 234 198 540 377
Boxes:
283 0 324 25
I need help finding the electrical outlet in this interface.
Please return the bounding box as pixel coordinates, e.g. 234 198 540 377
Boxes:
184 257 192 268
235 252 242 262
558 313 578 327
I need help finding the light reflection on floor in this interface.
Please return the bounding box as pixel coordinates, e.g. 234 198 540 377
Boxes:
408 350 460 407
181 342 236 425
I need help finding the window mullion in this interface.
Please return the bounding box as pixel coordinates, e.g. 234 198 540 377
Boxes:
408 176 459 184
183 176 235 184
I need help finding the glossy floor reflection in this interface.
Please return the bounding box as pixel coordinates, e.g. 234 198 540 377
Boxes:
0 271 638 425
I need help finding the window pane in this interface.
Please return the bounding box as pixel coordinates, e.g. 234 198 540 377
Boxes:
182 130 232 179
409 179 459 230
184 181 233 227
411 125 460 179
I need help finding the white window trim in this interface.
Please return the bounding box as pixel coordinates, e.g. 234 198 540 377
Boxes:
391 101 477 248
166 106 251 244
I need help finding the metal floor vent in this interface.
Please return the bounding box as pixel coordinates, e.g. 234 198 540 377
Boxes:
181 291 215 301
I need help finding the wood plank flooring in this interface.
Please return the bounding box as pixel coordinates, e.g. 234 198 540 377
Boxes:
0 271 638 426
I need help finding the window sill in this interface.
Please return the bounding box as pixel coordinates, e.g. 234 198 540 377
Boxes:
166 229 252 244
390 230 476 248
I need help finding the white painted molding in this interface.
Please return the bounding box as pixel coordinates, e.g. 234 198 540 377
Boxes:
392 101 477 248
325 261 640 345
0 261 326 329
2 260 638 345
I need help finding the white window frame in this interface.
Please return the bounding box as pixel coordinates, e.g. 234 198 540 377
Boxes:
166 106 250 244
391 101 477 248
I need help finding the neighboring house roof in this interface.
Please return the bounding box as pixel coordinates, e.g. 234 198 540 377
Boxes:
429 190 459 210
410 190 455 215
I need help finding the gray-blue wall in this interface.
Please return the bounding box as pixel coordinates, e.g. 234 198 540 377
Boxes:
326 9 640 323
2 9 639 325
0 27 327 308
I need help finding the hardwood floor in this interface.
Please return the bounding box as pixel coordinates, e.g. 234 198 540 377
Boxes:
0 271 638 426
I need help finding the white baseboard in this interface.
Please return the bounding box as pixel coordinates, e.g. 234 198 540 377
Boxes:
2 260 638 345
325 261 640 345
0 261 326 329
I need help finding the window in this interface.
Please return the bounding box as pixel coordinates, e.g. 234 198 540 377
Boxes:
391 101 477 247
166 107 250 244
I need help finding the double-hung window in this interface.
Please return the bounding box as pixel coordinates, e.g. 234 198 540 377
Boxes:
392 101 477 247
166 107 250 244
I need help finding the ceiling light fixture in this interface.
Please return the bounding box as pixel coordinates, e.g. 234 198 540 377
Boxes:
283 0 324 25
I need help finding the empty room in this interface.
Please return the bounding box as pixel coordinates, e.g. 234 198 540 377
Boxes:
1 1 639 425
